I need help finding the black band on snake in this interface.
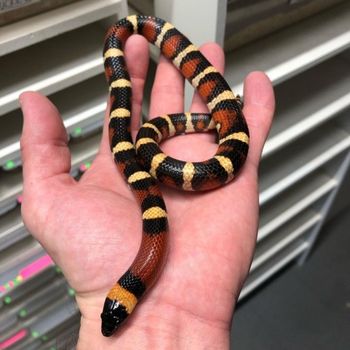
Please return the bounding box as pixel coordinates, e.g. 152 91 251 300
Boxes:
101 15 249 337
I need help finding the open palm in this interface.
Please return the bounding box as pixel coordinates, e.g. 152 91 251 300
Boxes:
20 36 274 349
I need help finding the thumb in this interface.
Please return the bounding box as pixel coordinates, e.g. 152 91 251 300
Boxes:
19 92 74 231
20 91 71 184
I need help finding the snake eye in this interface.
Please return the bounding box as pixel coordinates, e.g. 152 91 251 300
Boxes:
101 298 129 337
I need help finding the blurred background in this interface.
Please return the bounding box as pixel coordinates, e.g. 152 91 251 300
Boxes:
0 0 349 349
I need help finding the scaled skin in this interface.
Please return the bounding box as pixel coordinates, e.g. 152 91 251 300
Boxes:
19 36 274 349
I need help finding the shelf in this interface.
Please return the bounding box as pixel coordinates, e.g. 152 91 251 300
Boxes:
252 210 320 273
0 242 45 296
225 0 345 51
0 169 23 216
263 50 350 157
0 266 59 311
240 240 309 300
0 111 22 168
0 23 106 116
0 208 28 252
0 276 66 336
0 308 18 340
50 75 107 137
38 322 80 350
128 0 154 15
226 1 350 93
0 75 106 169
1 296 78 348
0 141 21 171
0 0 125 56
0 331 39 350
259 116 350 205
16 278 67 318
259 171 337 241
29 296 79 340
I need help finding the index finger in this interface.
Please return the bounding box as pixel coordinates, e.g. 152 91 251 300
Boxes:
190 42 225 113
99 34 150 156
149 54 185 118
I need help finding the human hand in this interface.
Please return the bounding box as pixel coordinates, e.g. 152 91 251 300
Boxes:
20 35 274 349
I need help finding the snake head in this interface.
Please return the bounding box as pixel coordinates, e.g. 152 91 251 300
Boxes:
101 298 129 337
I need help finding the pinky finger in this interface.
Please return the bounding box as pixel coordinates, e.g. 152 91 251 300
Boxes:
243 71 275 168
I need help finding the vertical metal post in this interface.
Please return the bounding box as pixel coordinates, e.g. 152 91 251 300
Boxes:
154 0 227 45
119 0 128 18
299 151 350 264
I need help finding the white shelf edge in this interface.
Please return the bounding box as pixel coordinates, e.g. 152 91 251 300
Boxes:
0 57 103 116
239 241 309 300
0 224 28 252
64 102 107 129
252 214 321 272
0 240 42 275
0 142 20 164
0 0 125 56
266 30 350 86
258 178 337 241
232 28 350 94
263 92 350 158
0 222 24 240
260 137 350 205
0 176 22 202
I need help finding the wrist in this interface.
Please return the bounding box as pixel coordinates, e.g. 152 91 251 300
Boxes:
76 294 231 349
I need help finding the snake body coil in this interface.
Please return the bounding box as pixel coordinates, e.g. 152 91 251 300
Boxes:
101 15 249 337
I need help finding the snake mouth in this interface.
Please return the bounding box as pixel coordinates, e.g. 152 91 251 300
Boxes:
101 320 117 337
100 298 129 337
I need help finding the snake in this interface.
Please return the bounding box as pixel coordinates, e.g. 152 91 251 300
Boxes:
100 15 249 337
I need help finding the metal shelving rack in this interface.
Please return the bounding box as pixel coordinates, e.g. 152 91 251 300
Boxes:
0 1 127 349
1 0 350 348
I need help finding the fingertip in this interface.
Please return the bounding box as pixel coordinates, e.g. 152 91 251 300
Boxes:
20 91 59 113
150 48 185 117
20 91 67 142
19 90 37 103
124 35 150 134
198 42 225 73
20 91 71 182
243 71 275 112
124 34 149 78
19 90 31 105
